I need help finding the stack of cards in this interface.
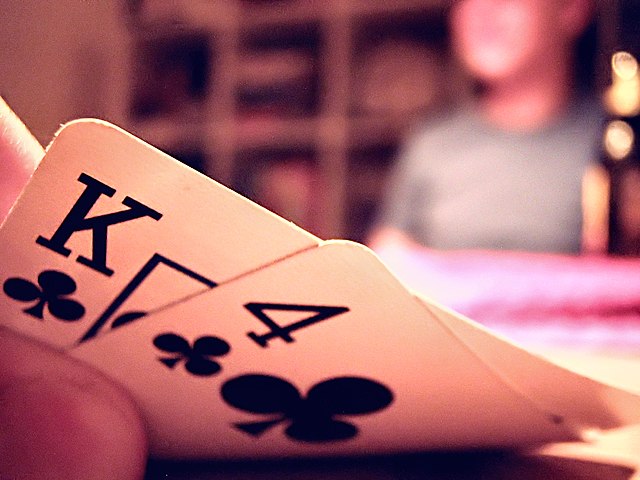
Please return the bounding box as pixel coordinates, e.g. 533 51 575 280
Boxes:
1 120 639 472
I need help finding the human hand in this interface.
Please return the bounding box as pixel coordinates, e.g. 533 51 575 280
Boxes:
0 97 147 479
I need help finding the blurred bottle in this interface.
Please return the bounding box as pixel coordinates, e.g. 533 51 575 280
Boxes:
602 50 640 255
584 1 640 256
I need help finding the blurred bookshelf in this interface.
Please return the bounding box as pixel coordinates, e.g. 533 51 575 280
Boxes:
122 0 462 241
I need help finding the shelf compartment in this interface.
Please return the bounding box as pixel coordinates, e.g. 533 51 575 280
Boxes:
237 22 320 117
350 8 449 118
345 144 398 242
130 30 213 119
231 147 320 233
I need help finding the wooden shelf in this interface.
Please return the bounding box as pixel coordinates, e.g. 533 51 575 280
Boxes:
123 0 457 239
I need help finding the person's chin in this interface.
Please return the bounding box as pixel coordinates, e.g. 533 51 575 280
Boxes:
463 53 525 83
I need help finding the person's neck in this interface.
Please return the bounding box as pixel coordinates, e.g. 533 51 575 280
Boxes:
477 62 574 133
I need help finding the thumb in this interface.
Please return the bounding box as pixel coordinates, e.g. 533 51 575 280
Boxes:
0 327 148 479
0 96 45 222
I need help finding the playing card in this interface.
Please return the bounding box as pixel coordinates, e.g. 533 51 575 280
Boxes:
0 119 320 348
414 295 640 434
532 422 640 474
69 240 640 460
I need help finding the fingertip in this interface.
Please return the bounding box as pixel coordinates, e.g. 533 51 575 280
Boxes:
0 378 148 480
0 329 148 480
0 96 45 221
0 96 44 167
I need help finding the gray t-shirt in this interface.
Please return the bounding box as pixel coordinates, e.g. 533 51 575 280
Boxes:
378 98 603 253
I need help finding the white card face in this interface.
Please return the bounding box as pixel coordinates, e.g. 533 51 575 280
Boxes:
534 422 640 473
72 241 591 460
414 296 640 433
0 120 320 348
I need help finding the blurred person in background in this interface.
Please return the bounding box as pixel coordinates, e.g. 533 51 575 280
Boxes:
373 0 599 253
369 0 640 338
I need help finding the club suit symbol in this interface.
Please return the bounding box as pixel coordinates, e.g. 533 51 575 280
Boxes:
221 374 393 442
3 270 85 321
153 332 231 377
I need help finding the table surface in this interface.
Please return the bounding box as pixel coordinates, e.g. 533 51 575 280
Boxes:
145 450 635 479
